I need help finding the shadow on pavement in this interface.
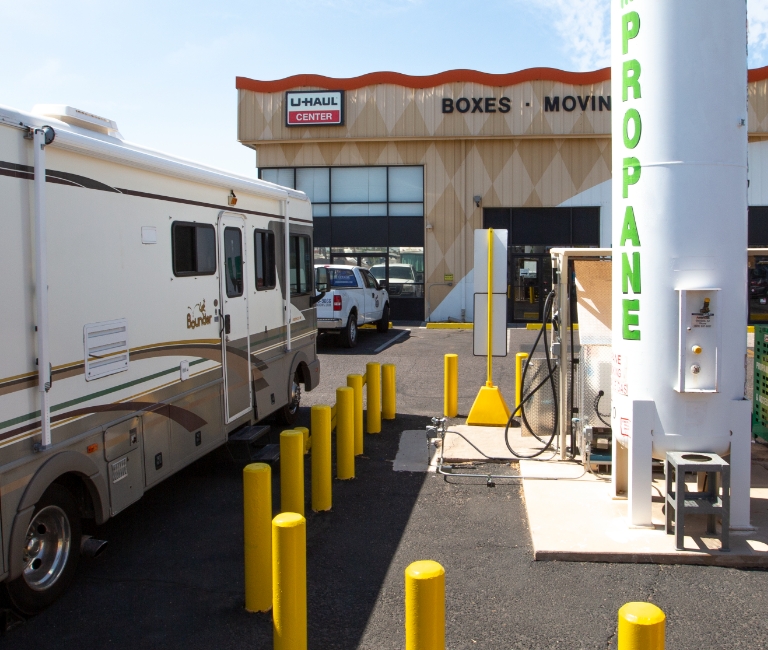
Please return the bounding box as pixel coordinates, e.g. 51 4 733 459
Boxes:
4 411 430 650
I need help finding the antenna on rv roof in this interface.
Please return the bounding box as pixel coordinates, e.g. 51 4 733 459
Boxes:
31 105 123 139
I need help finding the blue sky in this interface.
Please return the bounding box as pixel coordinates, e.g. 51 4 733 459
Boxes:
2 0 767 178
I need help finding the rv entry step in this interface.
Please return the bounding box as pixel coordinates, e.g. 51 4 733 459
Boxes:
226 424 273 463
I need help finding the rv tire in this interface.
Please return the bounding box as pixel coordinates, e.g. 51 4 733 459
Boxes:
277 372 302 425
5 484 81 616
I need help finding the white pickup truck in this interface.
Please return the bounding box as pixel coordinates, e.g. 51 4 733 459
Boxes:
314 264 390 347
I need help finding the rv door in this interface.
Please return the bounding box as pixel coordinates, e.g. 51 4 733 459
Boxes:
218 213 252 423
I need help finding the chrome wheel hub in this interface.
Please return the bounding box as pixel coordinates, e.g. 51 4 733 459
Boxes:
288 379 301 414
23 505 71 591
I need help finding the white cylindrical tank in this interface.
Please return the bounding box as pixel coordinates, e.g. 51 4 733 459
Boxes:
610 1 748 458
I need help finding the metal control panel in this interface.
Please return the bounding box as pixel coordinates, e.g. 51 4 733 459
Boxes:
677 289 720 392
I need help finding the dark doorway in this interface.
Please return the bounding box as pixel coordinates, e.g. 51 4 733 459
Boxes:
484 207 600 323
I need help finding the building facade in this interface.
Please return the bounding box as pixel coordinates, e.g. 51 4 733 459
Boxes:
237 66 768 323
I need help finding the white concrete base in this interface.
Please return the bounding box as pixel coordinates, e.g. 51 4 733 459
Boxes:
521 452 768 567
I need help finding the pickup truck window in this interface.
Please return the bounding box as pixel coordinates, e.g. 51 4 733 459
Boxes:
324 268 359 288
361 269 377 289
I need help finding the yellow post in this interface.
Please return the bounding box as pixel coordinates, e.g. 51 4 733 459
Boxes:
366 362 381 434
295 426 310 454
272 513 307 650
336 386 355 479
487 227 494 387
444 354 458 418
467 229 511 426
515 352 529 410
618 602 665 650
310 406 332 512
405 560 445 650
382 364 396 420
347 374 364 455
280 430 304 516
243 463 272 613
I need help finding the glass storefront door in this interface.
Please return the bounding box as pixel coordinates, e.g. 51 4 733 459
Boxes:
507 254 553 323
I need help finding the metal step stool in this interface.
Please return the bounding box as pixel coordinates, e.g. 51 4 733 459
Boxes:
665 451 730 552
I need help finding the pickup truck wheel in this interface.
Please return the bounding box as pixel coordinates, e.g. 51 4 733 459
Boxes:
376 303 390 333
342 313 358 348
5 484 81 615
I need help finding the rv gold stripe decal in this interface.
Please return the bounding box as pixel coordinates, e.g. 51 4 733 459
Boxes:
4 366 219 446
0 341 223 396
0 400 208 444
0 358 212 432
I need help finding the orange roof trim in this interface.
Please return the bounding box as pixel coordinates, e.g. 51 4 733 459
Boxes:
749 65 768 82
236 68 611 93
238 64 768 93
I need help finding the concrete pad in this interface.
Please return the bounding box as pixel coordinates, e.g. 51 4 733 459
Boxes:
521 452 768 567
394 430 439 472
441 424 554 462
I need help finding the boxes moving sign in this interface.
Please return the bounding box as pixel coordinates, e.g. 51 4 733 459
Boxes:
286 90 344 126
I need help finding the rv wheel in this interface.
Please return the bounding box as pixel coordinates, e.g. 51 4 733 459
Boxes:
6 484 81 615
277 372 302 425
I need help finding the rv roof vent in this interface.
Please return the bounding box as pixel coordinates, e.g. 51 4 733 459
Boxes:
31 105 122 138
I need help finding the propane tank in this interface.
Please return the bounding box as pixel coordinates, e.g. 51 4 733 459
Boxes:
610 1 748 460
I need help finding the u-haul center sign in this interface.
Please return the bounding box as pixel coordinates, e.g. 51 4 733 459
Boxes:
286 90 344 126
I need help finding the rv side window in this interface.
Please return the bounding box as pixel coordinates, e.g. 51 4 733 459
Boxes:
290 234 312 295
254 229 276 290
224 227 244 297
172 222 216 276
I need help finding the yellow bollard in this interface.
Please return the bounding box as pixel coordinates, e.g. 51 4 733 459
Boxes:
280 430 304 516
515 352 529 410
347 374 364 455
272 513 307 650
295 426 310 454
243 463 272 613
443 354 458 418
366 362 381 434
310 406 332 512
336 386 355 479
382 364 396 420
405 560 445 650
618 602 665 650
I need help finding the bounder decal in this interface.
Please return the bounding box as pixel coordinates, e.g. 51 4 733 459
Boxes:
187 300 213 329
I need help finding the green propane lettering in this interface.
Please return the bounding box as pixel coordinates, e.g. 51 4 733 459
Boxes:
622 11 640 54
620 206 641 246
621 252 641 293
620 4 642 340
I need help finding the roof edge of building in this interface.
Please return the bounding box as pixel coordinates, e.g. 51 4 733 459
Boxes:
235 67 611 93
237 64 768 93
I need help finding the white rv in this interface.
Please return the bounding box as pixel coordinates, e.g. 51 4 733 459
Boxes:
0 104 320 613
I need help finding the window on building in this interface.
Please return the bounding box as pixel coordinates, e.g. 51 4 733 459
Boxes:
261 168 295 189
172 222 216 276
224 227 244 297
260 165 425 221
254 229 276 290
290 234 312 294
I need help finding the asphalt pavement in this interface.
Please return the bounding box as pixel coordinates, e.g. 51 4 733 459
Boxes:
4 325 768 648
